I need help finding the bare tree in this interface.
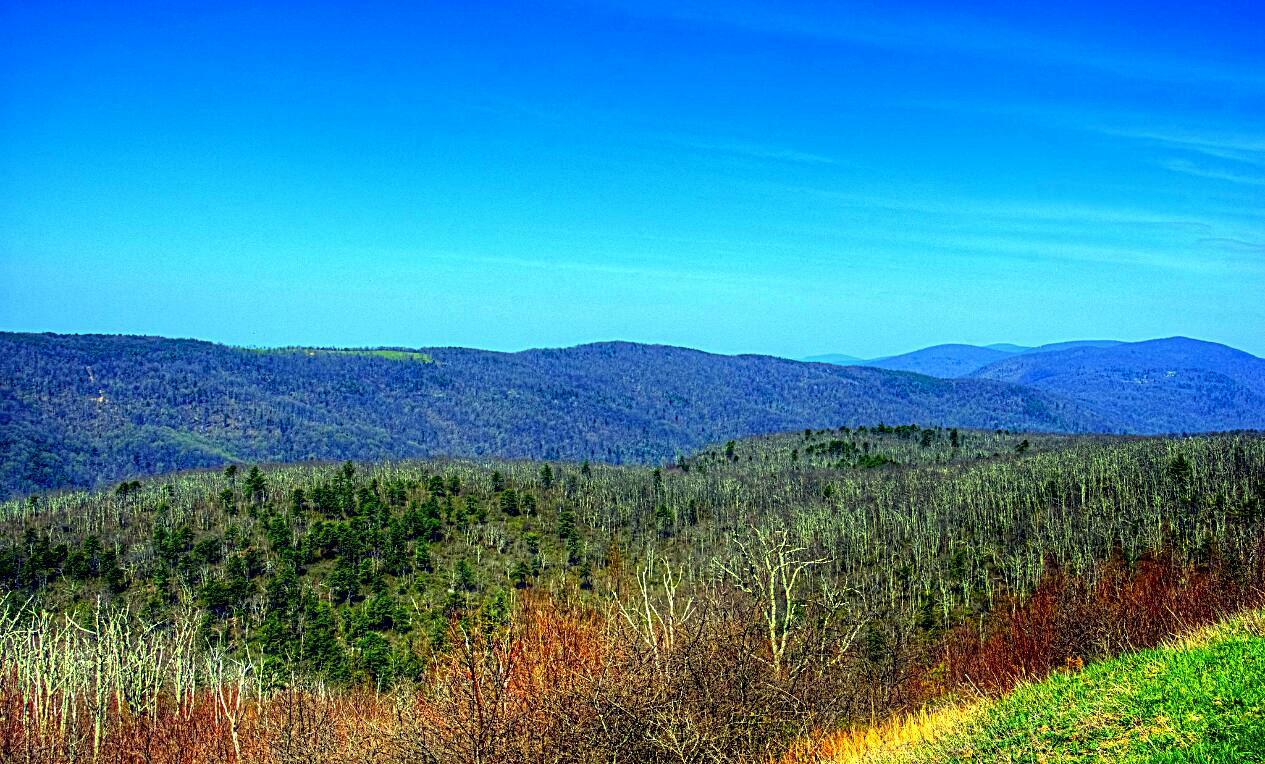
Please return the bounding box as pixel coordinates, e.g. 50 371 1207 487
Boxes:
716 528 828 678
614 552 697 673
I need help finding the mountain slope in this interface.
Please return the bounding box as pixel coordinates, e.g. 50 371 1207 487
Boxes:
1022 339 1124 354
863 344 1015 378
808 340 1129 377
970 337 1265 433
0 333 1111 496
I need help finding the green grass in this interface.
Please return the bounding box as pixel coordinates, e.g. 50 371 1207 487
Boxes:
355 349 433 362
245 346 434 362
909 610 1265 763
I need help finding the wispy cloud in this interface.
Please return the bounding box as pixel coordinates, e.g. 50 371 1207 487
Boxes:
784 184 1237 232
912 232 1261 276
1200 237 1265 253
585 0 1265 90
467 94 842 168
1098 126 1265 167
746 181 1265 277
899 97 1265 203
900 99 1265 166
678 139 839 166
1161 158 1265 186
397 247 797 290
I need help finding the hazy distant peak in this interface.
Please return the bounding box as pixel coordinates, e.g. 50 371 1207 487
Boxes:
802 353 865 364
1023 339 1125 354
968 337 1265 428
860 344 1014 378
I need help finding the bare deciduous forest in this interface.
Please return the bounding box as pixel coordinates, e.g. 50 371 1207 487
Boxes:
3 426 1262 762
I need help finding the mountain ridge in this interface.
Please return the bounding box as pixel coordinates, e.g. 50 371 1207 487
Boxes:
863 344 1014 377
2 332 1110 497
968 337 1265 433
3 332 1263 498
805 337 1254 378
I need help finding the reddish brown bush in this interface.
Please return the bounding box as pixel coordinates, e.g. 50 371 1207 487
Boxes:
940 542 1265 694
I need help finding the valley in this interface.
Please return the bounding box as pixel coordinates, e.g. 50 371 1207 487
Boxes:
2 425 1262 761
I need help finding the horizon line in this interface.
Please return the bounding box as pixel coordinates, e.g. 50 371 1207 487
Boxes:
2 329 1250 361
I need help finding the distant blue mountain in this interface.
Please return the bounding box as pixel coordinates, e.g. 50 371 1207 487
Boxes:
791 336 1265 433
1022 340 1125 354
968 337 1265 432
809 339 1130 378
862 344 1016 378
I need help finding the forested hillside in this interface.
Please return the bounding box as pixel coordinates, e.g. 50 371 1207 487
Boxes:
6 333 1263 500
0 332 1108 497
807 340 1126 375
969 337 1265 433
2 427 1263 762
814 336 1264 427
859 343 1014 377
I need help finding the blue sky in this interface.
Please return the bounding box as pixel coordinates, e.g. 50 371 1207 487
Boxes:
1 0 1262 358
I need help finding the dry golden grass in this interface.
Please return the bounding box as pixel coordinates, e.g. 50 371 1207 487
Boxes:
775 702 984 764
780 607 1265 764
1164 606 1265 651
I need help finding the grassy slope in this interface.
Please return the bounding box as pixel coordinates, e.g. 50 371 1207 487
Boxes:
879 609 1265 763
251 347 436 362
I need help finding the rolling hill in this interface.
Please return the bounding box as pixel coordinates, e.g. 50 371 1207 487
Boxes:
807 339 1130 377
860 344 1015 377
968 337 1265 433
0 332 1108 497
1021 339 1124 354
4 333 1262 497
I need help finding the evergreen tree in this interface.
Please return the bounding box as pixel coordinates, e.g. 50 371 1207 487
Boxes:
414 542 433 573
557 506 577 539
245 466 268 503
510 560 532 589
301 599 346 680
455 558 477 592
500 489 519 516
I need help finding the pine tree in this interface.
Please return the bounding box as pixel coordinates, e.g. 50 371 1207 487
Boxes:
244 466 267 503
